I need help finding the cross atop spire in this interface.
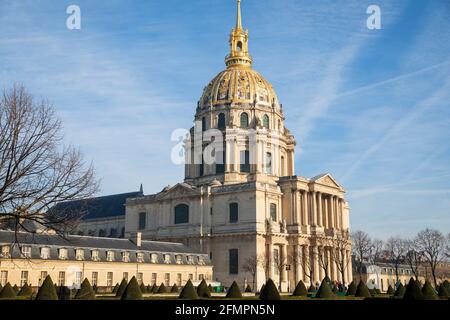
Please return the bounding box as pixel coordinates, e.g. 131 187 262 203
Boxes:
236 0 243 30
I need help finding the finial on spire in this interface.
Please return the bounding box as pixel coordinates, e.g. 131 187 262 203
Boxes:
236 0 243 30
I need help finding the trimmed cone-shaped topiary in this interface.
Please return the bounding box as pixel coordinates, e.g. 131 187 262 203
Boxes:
315 278 334 299
17 283 32 297
196 279 211 298
0 283 17 299
121 276 143 300
403 277 424 300
355 281 371 298
140 283 147 294
332 285 339 294
146 284 152 293
438 283 449 298
112 283 119 294
157 283 167 294
12 284 19 294
171 284 179 293
386 285 394 295
394 283 406 297
346 281 357 296
179 279 198 300
245 284 252 293
421 281 438 300
443 280 450 291
115 278 128 297
74 278 96 300
292 280 307 297
208 284 213 292
259 279 280 301
35 276 58 300
226 281 243 299
151 283 158 293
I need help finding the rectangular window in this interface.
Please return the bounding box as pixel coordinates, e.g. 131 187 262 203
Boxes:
137 252 145 263
0 271 8 286
123 272 128 281
176 255 182 264
91 250 99 261
107 251 115 262
229 249 239 275
198 274 204 280
177 273 182 286
151 273 157 285
164 254 171 264
39 271 46 286
240 150 250 173
188 274 193 280
76 249 84 260
164 273 170 287
151 253 158 263
270 203 277 222
107 272 113 287
265 152 272 174
229 202 239 223
1 246 10 258
58 271 65 286
174 204 189 224
137 272 143 285
75 271 82 286
122 252 130 262
215 150 225 174
138 212 146 230
21 271 29 286
92 272 98 286
41 247 50 259
59 248 68 260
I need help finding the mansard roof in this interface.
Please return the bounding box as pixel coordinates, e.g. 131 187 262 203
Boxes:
51 191 142 221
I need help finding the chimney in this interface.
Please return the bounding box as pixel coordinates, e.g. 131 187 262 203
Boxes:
131 232 142 247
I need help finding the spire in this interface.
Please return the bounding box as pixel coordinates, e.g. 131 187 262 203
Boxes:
139 183 144 195
236 0 243 30
225 0 252 68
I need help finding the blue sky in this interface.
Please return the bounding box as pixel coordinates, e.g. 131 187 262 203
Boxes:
1 0 449 239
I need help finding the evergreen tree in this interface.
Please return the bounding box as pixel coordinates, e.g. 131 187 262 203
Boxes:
140 283 147 294
437 284 449 298
421 281 438 300
196 279 211 298
151 283 159 294
346 281 357 296
403 277 424 300
259 279 280 301
226 281 243 299
35 276 58 300
12 284 19 294
171 284 179 293
146 284 152 293
121 276 143 300
332 285 339 294
292 280 307 297
115 278 128 297
157 283 167 294
315 278 334 299
394 283 406 298
386 285 394 295
355 281 371 298
245 284 252 293
179 279 198 300
112 283 120 294
74 278 96 300
0 283 17 299
17 283 33 297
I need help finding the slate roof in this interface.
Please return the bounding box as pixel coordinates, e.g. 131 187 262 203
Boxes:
51 191 142 221
0 230 210 264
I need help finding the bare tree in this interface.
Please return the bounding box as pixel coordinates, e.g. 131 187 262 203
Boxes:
0 85 99 238
351 230 372 281
415 228 446 287
385 237 407 284
242 254 263 291
330 232 352 284
404 239 423 281
273 248 288 292
316 238 331 280
368 239 384 264
445 233 450 260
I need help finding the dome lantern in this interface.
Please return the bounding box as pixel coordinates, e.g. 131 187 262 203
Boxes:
225 0 252 69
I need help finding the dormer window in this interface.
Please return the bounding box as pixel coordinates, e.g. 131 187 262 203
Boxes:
40 247 50 259
22 246 31 258
1 246 10 258
76 249 84 260
176 255 182 264
122 251 130 262
187 255 193 264
164 254 171 264
107 251 115 262
91 250 100 261
198 256 205 265
151 253 158 263
137 252 144 263
59 248 68 260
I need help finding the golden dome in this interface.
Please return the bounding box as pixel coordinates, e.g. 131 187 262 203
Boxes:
199 67 279 108
199 0 279 109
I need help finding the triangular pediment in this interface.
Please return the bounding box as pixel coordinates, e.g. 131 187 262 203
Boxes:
156 183 200 200
310 173 344 190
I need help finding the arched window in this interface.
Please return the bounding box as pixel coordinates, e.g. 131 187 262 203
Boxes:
262 115 269 129
229 203 238 223
215 150 225 174
237 41 243 52
175 204 189 224
265 152 272 174
98 229 106 237
240 113 249 127
218 113 226 129
202 117 206 132
270 203 277 222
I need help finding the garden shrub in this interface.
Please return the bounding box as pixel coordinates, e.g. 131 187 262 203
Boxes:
245 284 252 293
438 283 449 298
315 278 334 299
292 280 307 297
74 278 96 300
346 281 357 296
403 277 424 300
225 281 242 299
116 278 128 297
196 279 211 298
112 283 119 294
121 276 143 300
259 279 280 301
35 276 58 300
421 281 438 300
171 284 179 293
0 283 17 299
179 279 198 300
18 283 32 297
157 283 167 294
386 285 394 295
355 281 371 298
394 283 405 298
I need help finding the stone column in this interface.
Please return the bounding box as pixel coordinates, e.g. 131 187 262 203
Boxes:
311 192 317 226
317 192 322 227
323 195 328 229
292 190 298 225
303 245 309 284
331 248 337 282
281 245 288 292
302 191 308 226
312 246 319 285
295 245 303 283
329 196 335 229
326 247 332 280
318 246 324 281
346 250 353 285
